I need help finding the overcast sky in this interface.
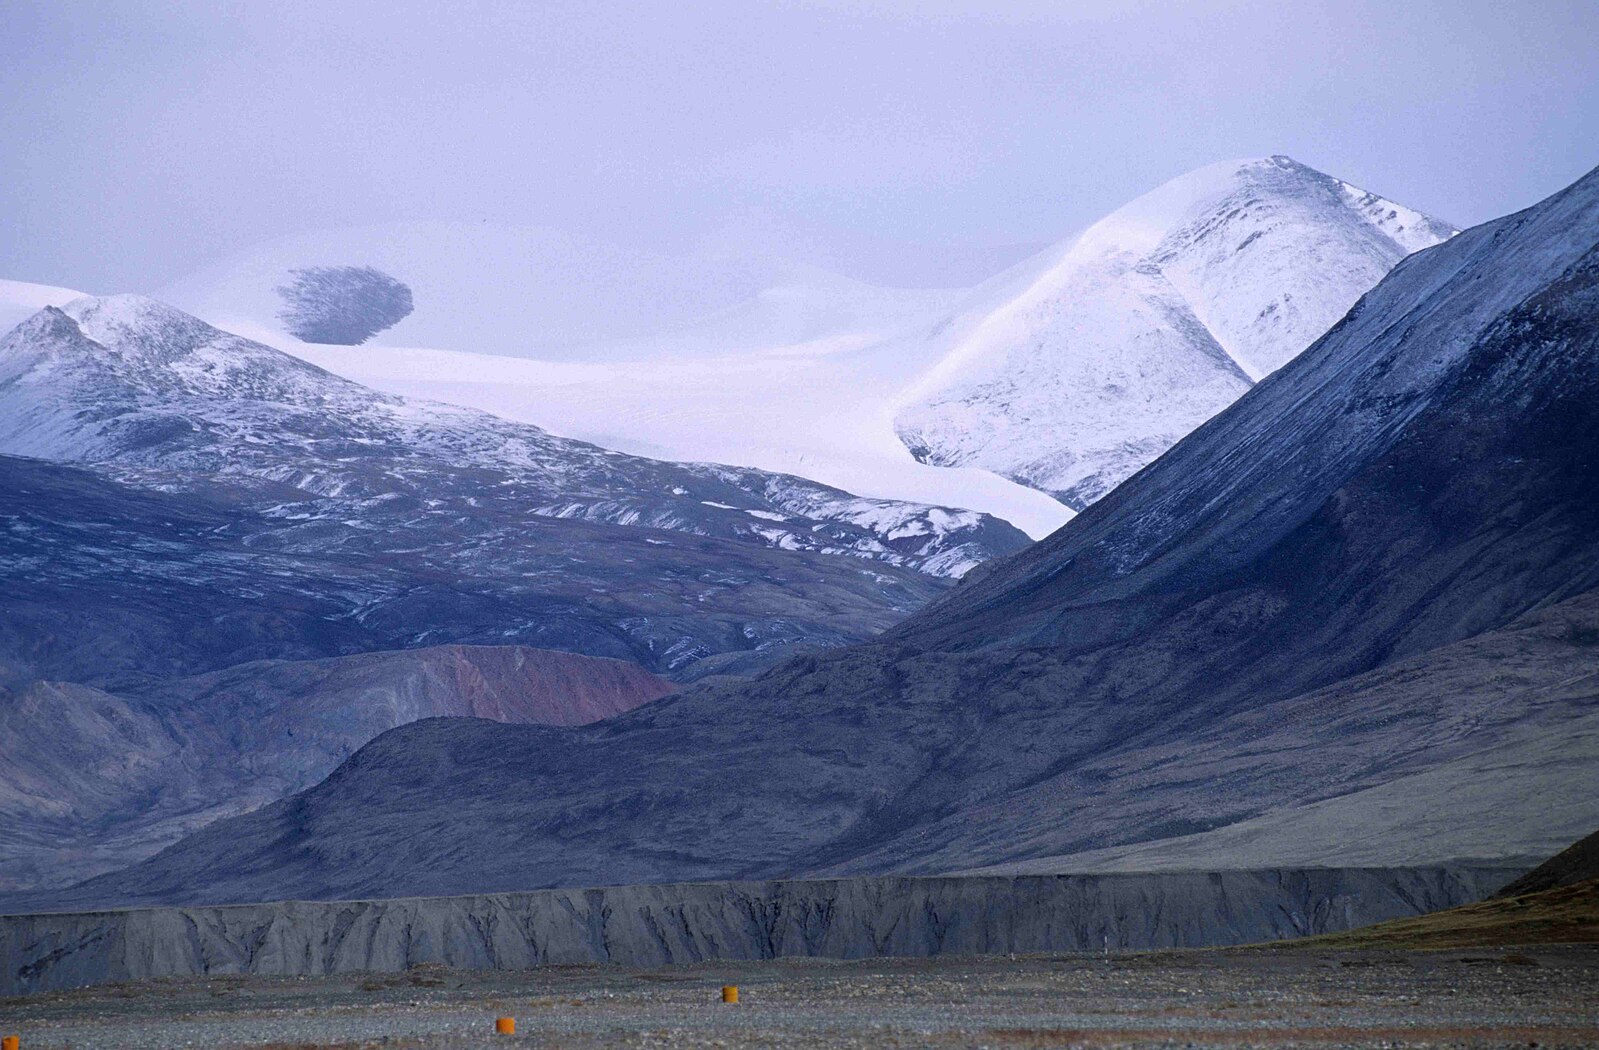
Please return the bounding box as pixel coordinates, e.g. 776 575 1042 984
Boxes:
3 0 1596 293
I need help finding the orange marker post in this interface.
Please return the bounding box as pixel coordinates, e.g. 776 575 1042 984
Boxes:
721 985 739 1004
496 1016 516 1034
3 1035 18 1050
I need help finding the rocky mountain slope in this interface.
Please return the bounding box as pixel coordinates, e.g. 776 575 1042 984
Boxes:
1495 828 1599 898
0 296 1029 685
0 645 673 892
895 156 1458 508
19 164 1594 912
0 296 1030 893
0 295 1023 579
0 453 958 691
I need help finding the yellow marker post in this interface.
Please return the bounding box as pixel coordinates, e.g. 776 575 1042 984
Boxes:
721 985 739 1003
496 1016 516 1034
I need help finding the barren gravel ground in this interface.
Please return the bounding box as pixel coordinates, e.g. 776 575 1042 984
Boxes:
1 946 1594 1049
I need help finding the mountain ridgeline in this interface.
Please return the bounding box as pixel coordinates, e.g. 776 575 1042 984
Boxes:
18 163 1596 912
0 295 1029 689
0 645 674 892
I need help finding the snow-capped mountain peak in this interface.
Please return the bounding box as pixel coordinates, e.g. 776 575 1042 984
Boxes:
0 296 1029 579
120 155 1453 527
1138 155 1457 378
1 294 368 408
64 293 212 351
894 155 1457 509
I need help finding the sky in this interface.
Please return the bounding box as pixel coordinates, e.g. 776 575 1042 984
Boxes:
2 0 1596 294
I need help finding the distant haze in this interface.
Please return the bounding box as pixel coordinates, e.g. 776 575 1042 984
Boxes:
2 0 1595 296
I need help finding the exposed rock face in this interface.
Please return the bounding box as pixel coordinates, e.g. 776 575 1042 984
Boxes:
0 645 673 892
276 265 414 345
0 866 1517 995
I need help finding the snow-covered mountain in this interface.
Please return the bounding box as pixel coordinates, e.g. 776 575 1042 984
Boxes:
895 156 1458 508
0 296 1041 695
0 295 1024 579
155 226 1070 536
169 157 1450 529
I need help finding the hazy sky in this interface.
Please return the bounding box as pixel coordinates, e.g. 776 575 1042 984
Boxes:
3 0 1596 292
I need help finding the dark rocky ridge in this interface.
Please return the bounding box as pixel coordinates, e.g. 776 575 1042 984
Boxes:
1495 829 1599 898
0 644 673 892
21 166 1598 912
0 866 1516 996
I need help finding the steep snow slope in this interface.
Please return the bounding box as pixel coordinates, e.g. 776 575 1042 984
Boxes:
32 165 1595 910
895 156 1458 508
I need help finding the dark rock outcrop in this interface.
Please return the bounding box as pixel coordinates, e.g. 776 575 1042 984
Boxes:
1495 829 1599 898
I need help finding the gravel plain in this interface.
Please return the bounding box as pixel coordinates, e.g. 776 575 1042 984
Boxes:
1 945 1595 1049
